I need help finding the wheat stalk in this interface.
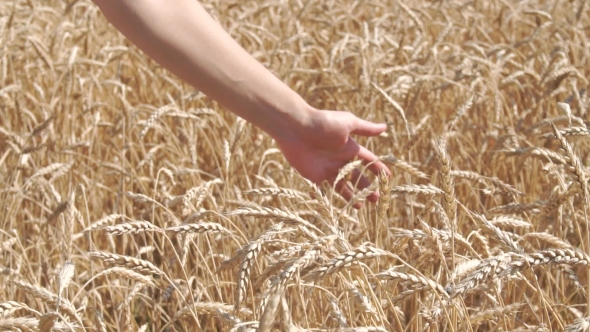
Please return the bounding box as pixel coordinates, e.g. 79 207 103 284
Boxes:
229 206 323 236
12 280 80 322
165 222 231 235
0 301 35 317
103 220 162 235
88 251 165 276
563 317 590 332
550 123 588 197
374 268 448 297
94 266 156 287
304 246 391 281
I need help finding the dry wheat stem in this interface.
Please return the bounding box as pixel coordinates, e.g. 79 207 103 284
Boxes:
0 301 37 317
390 184 443 196
102 220 162 235
564 317 590 332
500 249 590 277
469 302 525 324
88 251 165 275
228 206 323 236
374 269 448 297
12 280 81 323
93 266 156 287
165 222 231 235
551 123 588 198
304 246 391 281
0 317 78 331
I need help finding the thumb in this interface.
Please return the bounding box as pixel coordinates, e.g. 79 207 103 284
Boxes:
350 117 387 137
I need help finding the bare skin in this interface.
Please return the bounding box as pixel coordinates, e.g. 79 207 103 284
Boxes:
91 0 390 207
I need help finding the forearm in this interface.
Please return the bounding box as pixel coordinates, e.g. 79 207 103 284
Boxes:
92 0 313 139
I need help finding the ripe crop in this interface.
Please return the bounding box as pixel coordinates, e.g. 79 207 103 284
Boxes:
1 0 590 331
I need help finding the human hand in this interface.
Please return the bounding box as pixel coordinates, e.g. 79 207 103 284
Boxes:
273 108 391 208
91 0 389 208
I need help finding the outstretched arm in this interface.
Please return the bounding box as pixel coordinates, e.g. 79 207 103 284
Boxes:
92 0 308 140
92 0 390 207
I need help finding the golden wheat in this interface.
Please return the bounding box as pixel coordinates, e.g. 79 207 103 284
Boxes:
2 0 590 330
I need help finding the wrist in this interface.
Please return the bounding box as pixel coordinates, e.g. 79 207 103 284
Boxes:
261 92 318 143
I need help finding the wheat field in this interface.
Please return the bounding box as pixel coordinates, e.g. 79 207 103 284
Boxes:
1 0 590 331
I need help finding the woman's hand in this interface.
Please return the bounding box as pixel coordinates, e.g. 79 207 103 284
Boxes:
92 0 390 208
273 108 390 208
